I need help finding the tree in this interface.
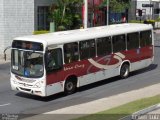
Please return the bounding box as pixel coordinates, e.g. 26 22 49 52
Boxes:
50 0 83 31
102 0 131 12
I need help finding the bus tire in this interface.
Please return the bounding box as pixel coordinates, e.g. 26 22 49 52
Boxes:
120 64 129 79
64 79 77 95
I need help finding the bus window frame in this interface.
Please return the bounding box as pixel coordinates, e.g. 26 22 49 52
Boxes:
11 49 45 78
63 42 79 64
140 30 152 47
45 48 63 73
79 39 96 60
126 32 140 50
96 36 112 57
112 34 126 53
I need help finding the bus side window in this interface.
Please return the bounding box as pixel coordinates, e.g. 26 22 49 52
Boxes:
97 37 112 56
64 42 79 64
47 50 55 68
127 32 139 50
112 34 126 53
79 39 96 60
46 48 63 72
140 30 152 47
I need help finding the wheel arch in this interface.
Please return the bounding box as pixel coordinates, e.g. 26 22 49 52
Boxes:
63 74 78 90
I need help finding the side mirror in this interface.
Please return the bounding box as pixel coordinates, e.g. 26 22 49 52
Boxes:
4 46 11 61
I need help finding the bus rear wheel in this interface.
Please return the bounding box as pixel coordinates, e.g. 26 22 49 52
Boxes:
120 64 129 79
64 80 76 95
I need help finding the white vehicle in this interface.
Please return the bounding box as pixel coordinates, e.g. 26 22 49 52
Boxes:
10 23 154 97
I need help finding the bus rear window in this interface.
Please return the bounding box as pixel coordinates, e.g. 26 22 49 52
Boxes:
12 40 43 51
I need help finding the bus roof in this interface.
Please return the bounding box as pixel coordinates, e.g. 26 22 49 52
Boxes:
14 23 153 46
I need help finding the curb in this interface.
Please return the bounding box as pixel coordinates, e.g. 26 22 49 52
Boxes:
154 30 160 34
119 104 160 120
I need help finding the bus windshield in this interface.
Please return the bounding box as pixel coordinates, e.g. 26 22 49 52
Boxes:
11 49 44 78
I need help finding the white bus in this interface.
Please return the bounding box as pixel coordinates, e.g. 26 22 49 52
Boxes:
10 23 154 97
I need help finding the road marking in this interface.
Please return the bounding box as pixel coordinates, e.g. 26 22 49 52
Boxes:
0 103 11 107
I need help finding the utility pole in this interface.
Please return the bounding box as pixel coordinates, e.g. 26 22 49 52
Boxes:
150 0 152 19
83 0 88 28
107 0 109 25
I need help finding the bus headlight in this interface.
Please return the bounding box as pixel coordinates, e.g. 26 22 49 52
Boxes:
12 79 17 84
34 82 41 88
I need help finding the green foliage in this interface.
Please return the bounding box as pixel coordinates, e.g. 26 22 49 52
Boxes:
50 0 83 31
129 20 143 23
146 19 155 23
74 95 160 120
33 30 49 35
129 19 155 27
102 0 131 12
156 17 160 22
144 19 155 27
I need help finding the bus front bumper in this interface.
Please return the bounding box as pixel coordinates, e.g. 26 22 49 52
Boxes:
11 79 46 97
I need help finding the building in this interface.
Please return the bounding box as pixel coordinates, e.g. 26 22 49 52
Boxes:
87 0 129 27
0 0 129 58
136 0 160 20
0 0 54 58
87 0 106 27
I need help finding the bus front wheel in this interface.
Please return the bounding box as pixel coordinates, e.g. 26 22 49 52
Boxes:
120 64 129 79
64 79 77 95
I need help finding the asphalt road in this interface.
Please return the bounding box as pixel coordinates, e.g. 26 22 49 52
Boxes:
0 34 160 118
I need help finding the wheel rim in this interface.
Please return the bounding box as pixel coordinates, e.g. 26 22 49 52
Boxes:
121 65 129 77
66 82 74 91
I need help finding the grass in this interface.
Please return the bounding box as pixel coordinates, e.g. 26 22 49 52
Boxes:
129 20 144 23
33 30 49 35
74 95 160 120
